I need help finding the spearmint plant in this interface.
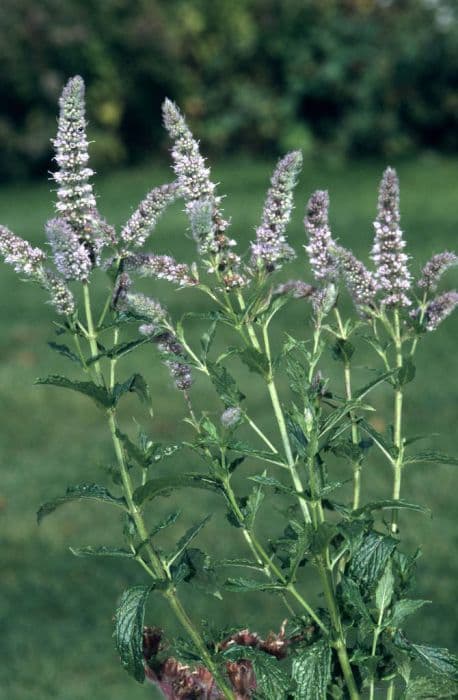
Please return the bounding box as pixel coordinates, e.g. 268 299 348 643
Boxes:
1 76 458 700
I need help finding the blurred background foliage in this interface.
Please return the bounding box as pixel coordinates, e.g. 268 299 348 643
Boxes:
0 0 457 181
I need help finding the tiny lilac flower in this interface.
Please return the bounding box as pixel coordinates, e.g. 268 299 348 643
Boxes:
46 218 92 281
304 190 337 282
120 183 179 251
371 167 411 307
250 151 302 272
418 251 458 292
124 292 168 324
123 253 198 287
423 290 458 331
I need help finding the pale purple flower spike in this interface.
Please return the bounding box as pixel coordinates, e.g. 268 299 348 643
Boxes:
251 151 302 272
418 251 458 292
52 76 113 264
162 99 244 288
124 253 198 287
42 270 76 316
120 183 179 251
304 190 337 282
424 290 458 331
336 246 377 312
46 218 92 281
371 167 411 307
0 225 46 277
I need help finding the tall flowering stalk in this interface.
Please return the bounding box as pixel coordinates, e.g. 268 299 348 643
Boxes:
1 78 458 700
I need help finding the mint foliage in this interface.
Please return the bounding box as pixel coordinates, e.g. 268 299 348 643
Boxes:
115 585 151 683
291 640 332 699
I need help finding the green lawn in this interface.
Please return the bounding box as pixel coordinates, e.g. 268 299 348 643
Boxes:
0 155 457 699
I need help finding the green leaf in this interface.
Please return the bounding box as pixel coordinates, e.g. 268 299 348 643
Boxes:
149 510 181 538
115 585 151 683
388 599 430 628
35 375 112 409
340 578 374 633
396 358 416 387
70 545 134 558
222 645 290 698
375 560 394 612
207 361 245 408
37 483 125 524
358 418 397 464
404 451 458 467
292 639 332 699
224 577 284 592
320 400 375 439
354 369 397 400
133 473 222 506
48 341 83 366
248 474 296 496
396 638 458 681
405 676 458 699
200 320 218 358
331 337 355 363
353 499 430 517
348 531 397 586
168 514 212 568
112 373 152 411
87 337 150 365
244 480 265 529
238 347 270 377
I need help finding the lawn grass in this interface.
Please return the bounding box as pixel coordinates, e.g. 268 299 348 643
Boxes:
0 154 457 699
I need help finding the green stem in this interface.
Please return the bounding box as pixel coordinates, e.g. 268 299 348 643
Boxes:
386 680 395 700
333 308 361 509
84 284 234 700
223 478 328 631
391 310 404 534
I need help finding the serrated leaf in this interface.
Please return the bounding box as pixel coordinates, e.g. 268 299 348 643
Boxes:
238 347 270 377
405 676 458 699
207 361 245 408
35 375 112 409
87 337 150 365
133 473 222 505
168 514 212 568
224 577 284 592
292 639 332 699
320 400 375 439
248 474 295 496
214 558 264 571
376 560 394 612
340 578 374 633
353 499 430 517
70 545 134 558
348 531 397 586
149 510 181 538
115 585 151 683
244 480 265 529
396 638 458 681
222 645 290 698
396 358 416 387
404 451 458 467
354 369 397 400
48 341 83 366
37 483 125 523
388 599 430 628
358 418 397 464
331 337 355 363
112 373 152 410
